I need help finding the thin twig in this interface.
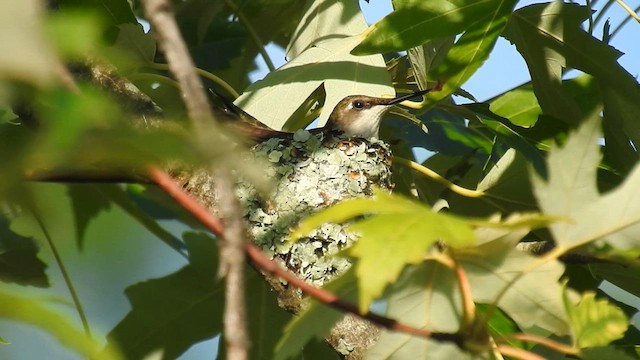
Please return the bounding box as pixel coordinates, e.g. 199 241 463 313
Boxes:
497 345 546 360
214 168 250 357
394 157 484 198
32 211 92 338
505 333 578 356
141 0 250 358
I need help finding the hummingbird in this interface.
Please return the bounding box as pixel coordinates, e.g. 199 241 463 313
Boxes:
209 84 441 143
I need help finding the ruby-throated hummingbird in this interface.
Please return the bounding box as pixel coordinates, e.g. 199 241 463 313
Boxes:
210 84 440 143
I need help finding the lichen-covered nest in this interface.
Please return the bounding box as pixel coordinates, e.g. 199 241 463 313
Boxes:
237 130 394 285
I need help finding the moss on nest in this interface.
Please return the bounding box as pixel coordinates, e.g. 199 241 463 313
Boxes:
237 129 393 285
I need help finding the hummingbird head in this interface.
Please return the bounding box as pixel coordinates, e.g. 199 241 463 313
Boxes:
325 87 435 138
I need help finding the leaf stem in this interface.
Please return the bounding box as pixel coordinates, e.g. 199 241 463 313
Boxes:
394 156 485 198
130 72 181 90
614 0 640 23
452 255 476 328
32 211 92 338
147 62 240 98
505 333 578 356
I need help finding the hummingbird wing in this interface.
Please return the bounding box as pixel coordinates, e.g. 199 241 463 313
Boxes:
207 89 273 129
207 89 303 143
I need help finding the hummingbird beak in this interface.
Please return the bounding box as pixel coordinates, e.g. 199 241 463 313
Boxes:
382 82 443 106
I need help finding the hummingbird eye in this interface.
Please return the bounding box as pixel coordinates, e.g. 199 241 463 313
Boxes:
352 100 365 109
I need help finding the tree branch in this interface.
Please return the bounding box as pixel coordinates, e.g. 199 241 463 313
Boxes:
141 0 249 358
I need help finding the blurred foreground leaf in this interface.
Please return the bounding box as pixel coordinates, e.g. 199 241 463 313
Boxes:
0 286 121 360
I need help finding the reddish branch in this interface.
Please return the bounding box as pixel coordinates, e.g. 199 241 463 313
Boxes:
147 165 463 347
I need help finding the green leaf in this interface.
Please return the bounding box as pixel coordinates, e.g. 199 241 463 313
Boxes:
460 247 569 335
502 2 587 125
107 232 221 360
477 304 524 349
293 190 475 312
366 263 471 359
353 0 503 55
534 118 640 250
114 23 156 63
286 0 368 59
477 149 537 208
563 290 628 348
0 286 121 360
407 38 455 90
581 346 637 360
601 86 640 175
0 214 49 287
427 0 517 104
348 211 474 312
489 85 542 128
532 117 600 246
504 2 640 145
67 185 112 250
58 0 138 28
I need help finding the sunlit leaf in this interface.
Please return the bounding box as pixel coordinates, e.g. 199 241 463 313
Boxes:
534 118 640 250
563 290 628 348
293 190 475 311
461 247 569 334
236 36 393 129
427 0 517 104
489 85 542 128
236 0 392 129
532 117 600 245
353 0 504 55
287 0 367 59
366 263 471 359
